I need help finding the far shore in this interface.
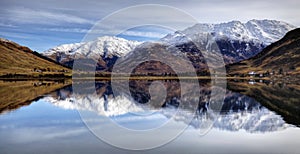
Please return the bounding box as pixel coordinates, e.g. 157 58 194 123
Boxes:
0 76 293 81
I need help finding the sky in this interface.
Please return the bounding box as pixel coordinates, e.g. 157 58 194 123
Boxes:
0 0 299 52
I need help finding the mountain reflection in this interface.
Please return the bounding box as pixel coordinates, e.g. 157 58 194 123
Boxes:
0 79 298 133
0 80 71 113
227 81 300 127
41 80 298 133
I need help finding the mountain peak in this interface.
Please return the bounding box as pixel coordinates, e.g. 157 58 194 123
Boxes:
95 36 130 42
160 19 296 64
162 19 296 45
163 19 296 45
247 19 292 25
227 28 300 76
44 36 142 56
42 36 142 70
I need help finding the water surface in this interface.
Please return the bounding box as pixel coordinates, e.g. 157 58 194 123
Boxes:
0 79 299 153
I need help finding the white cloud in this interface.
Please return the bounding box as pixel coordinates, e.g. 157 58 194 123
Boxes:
121 30 167 38
40 27 168 39
173 0 300 26
1 0 300 26
5 7 95 25
0 31 32 39
39 27 89 33
0 23 18 28
0 0 299 52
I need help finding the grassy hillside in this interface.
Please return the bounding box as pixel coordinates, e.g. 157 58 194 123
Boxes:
0 38 71 77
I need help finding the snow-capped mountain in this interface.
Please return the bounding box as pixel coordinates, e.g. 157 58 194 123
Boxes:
162 19 296 63
43 36 141 59
43 19 296 69
43 36 141 70
163 19 295 45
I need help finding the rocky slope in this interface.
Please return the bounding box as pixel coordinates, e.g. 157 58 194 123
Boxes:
227 28 300 76
162 19 295 64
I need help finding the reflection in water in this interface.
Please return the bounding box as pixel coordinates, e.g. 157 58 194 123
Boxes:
215 92 288 133
0 80 71 113
228 80 300 126
39 80 296 133
1 79 300 153
0 79 299 132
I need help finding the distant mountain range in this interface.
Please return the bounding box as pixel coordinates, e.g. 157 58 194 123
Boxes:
162 19 295 63
42 19 296 72
163 19 294 45
0 19 298 76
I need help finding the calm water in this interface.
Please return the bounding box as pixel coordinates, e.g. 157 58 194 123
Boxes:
0 80 300 153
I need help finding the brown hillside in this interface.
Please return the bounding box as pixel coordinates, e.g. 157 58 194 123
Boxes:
0 38 71 76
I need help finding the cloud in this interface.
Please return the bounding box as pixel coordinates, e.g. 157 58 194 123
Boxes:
172 0 300 26
39 27 169 40
1 0 299 52
120 30 167 38
39 27 89 33
1 0 300 26
0 31 33 39
0 23 18 28
4 7 95 25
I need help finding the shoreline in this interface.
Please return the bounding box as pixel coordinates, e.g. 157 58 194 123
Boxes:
0 76 290 81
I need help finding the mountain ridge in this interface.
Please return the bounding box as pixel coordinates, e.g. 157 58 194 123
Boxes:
162 19 295 44
162 19 295 63
43 36 142 70
227 28 300 76
42 19 296 71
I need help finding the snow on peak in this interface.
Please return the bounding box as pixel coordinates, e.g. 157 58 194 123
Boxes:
162 19 296 45
43 36 142 59
245 19 296 43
